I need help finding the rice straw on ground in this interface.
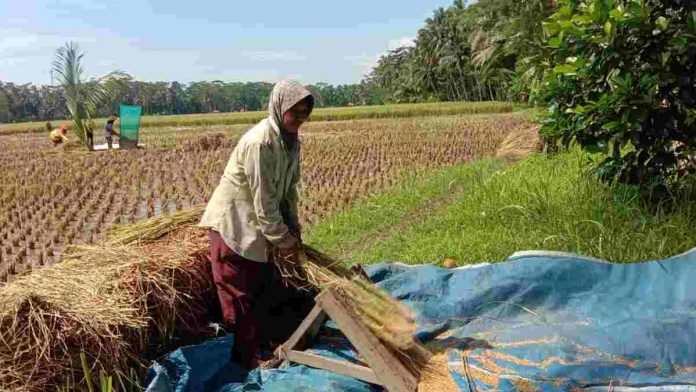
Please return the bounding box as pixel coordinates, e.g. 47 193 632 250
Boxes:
0 226 213 391
0 204 431 390
495 126 541 162
418 353 460 392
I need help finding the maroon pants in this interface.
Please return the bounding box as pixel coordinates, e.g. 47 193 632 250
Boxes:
208 230 314 369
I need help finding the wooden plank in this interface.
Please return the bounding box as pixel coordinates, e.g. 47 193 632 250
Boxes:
281 303 325 351
286 350 382 386
317 289 418 392
306 309 326 340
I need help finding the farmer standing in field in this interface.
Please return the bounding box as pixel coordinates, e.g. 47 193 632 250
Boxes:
86 119 95 150
104 115 117 149
199 80 315 370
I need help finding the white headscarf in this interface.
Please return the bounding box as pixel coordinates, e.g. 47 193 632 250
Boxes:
267 80 314 133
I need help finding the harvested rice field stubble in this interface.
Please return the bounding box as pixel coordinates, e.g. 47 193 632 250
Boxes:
0 112 531 283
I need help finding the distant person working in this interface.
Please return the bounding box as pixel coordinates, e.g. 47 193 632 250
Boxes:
86 119 95 150
48 122 70 146
104 115 118 149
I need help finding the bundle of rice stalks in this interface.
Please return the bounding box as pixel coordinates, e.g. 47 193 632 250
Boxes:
0 226 213 391
495 126 541 162
176 132 228 152
274 246 432 372
106 205 206 246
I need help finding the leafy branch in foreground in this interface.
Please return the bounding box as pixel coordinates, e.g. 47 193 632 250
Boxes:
538 0 696 191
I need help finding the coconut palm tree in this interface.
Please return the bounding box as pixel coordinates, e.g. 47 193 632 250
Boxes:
51 41 129 148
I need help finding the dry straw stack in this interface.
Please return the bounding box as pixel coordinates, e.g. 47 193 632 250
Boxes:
0 224 213 391
0 205 430 390
495 126 542 162
110 205 431 370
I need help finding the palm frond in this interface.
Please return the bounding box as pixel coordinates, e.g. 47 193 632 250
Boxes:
51 42 130 147
83 74 129 117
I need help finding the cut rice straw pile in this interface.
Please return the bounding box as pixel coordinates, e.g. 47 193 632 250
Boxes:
110 205 430 372
106 205 206 246
0 204 431 390
111 205 432 373
495 126 541 162
0 226 213 391
418 353 460 392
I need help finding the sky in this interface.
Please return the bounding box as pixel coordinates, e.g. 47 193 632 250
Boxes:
0 0 454 86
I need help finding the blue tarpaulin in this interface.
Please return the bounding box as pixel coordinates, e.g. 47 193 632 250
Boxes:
146 247 696 391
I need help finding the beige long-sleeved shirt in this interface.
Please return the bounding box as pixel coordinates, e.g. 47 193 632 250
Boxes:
200 80 312 262
199 116 301 262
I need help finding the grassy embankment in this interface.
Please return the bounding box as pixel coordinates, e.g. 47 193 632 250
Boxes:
306 149 696 264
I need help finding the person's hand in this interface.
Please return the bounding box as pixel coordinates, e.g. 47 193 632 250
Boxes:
276 246 300 264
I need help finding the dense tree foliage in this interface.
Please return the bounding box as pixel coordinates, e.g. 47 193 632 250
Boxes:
368 0 556 103
538 0 696 187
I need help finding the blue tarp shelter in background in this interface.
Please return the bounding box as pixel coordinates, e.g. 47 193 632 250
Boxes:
146 247 696 391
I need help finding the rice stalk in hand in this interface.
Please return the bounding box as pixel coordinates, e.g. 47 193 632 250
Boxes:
272 245 431 370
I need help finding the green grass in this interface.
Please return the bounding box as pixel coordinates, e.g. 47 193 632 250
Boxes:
0 101 512 135
306 159 506 259
306 149 696 265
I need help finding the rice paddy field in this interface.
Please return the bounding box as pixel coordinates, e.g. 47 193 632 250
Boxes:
0 107 530 284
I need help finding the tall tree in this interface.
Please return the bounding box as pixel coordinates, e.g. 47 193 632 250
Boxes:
51 42 129 147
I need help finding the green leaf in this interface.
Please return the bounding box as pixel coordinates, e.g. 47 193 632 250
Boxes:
660 52 671 66
572 14 594 25
604 21 613 36
609 8 625 21
602 121 622 131
559 20 574 32
542 21 561 36
548 37 563 48
656 16 668 30
566 56 586 68
558 6 572 17
554 64 578 74
591 34 608 44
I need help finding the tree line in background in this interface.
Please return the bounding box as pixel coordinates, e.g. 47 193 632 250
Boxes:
0 79 381 123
